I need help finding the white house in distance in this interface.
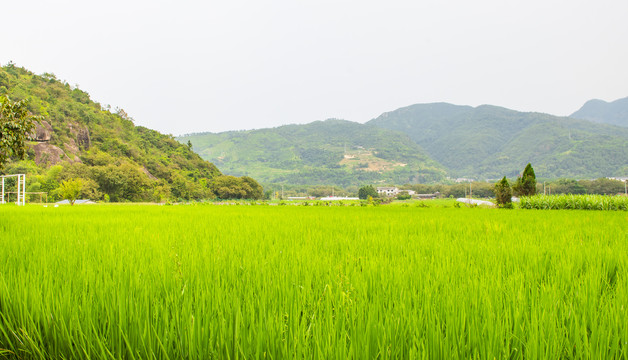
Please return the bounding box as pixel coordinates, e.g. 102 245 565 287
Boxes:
377 187 416 197
377 187 399 197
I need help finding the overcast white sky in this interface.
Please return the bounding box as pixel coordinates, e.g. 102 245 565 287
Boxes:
3 0 628 134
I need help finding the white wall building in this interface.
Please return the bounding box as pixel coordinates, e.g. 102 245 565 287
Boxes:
377 187 399 197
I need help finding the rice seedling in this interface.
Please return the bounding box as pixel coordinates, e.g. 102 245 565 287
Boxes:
0 204 626 358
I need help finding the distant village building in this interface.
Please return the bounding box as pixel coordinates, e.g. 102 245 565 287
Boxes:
377 187 439 198
416 191 440 199
454 178 475 183
377 187 399 197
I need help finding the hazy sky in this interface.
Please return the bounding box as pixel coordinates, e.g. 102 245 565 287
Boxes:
3 0 628 134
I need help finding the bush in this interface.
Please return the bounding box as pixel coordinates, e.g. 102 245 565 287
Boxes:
397 191 411 200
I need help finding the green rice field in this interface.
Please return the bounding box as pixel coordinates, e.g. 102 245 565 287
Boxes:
1 204 627 359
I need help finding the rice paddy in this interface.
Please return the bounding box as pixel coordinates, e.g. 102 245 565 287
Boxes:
0 204 627 359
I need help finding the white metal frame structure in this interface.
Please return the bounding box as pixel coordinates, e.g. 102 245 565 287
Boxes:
1 174 26 206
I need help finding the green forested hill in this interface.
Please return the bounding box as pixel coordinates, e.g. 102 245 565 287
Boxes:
179 119 447 186
181 102 628 184
0 63 222 202
570 97 628 127
367 103 628 179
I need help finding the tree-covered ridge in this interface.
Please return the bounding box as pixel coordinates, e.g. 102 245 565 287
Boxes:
367 103 628 179
570 97 628 127
0 63 222 202
179 119 447 186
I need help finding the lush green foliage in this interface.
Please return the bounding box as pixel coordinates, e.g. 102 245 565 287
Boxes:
494 176 513 208
1 205 627 358
0 64 223 202
519 194 628 211
0 95 38 169
58 178 83 205
368 103 628 179
212 175 263 200
396 191 412 200
357 185 378 199
178 119 446 186
513 163 537 196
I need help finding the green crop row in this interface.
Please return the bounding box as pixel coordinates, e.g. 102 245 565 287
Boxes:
0 205 626 359
520 194 628 211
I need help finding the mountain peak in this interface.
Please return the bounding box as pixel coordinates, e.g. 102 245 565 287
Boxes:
571 96 628 127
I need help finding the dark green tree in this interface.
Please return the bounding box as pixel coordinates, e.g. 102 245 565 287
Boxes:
241 176 264 200
513 163 537 196
358 185 378 200
0 95 38 169
494 176 513 208
212 175 264 200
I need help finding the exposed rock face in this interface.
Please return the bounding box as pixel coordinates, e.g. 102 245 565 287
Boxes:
141 167 158 180
32 120 53 142
32 143 70 166
27 120 89 166
63 139 83 163
68 123 91 150
77 126 91 149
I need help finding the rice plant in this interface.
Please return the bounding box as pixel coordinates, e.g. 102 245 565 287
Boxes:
0 205 626 358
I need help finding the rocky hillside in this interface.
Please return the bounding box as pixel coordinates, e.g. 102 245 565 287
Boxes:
0 63 221 202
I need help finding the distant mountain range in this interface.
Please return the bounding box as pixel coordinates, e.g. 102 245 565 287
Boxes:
179 101 628 185
8 62 624 191
570 97 628 127
367 103 628 179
